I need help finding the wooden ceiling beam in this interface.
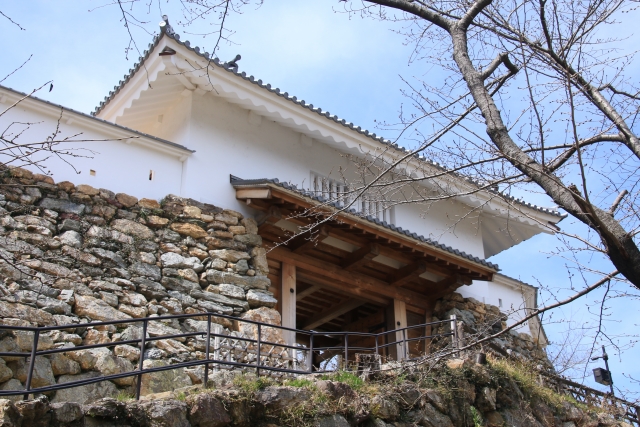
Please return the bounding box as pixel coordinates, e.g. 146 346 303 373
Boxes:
302 299 365 330
288 225 330 253
341 244 380 270
256 206 283 227
270 190 495 279
388 261 427 287
269 246 429 312
295 270 389 306
296 285 323 301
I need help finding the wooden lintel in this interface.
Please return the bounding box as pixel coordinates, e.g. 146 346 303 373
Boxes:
302 299 365 330
341 244 380 270
236 188 272 200
269 246 429 309
295 270 389 306
388 261 427 287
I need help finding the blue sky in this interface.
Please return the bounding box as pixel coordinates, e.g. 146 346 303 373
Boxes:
2 0 639 397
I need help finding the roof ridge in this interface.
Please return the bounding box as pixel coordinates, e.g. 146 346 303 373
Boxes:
93 23 565 219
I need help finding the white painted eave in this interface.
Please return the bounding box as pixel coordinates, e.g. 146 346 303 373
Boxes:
0 85 193 161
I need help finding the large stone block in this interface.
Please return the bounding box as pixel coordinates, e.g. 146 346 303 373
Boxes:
239 307 284 346
110 219 155 240
52 372 118 405
38 198 85 215
209 249 250 263
50 402 83 425
139 360 192 396
129 262 162 281
8 357 56 388
246 290 277 309
137 399 191 427
0 399 22 427
74 295 132 322
0 302 54 326
187 393 231 427
14 395 50 427
254 386 311 411
170 222 208 239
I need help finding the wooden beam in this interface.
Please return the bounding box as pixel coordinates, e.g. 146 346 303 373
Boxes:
269 189 496 280
342 308 385 333
288 225 330 253
256 206 282 227
341 244 380 270
269 246 429 311
295 271 389 306
236 188 271 200
302 299 365 330
281 262 296 347
388 261 427 287
296 285 322 301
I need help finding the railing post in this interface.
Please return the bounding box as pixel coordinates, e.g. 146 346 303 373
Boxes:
402 328 407 360
308 334 314 373
136 319 148 400
456 318 465 350
450 314 458 349
23 330 40 400
256 323 261 377
204 313 211 388
375 335 379 357
344 334 349 371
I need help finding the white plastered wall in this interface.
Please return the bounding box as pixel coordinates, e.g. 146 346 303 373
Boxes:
0 99 185 201
459 274 544 340
176 93 487 258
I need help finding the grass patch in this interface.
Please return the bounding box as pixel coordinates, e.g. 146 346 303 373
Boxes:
116 390 134 402
470 406 484 427
488 356 587 411
327 371 365 391
232 373 272 394
285 378 314 388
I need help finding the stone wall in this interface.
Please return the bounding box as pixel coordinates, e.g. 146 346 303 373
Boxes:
0 167 278 399
432 292 550 366
0 355 631 427
0 166 551 404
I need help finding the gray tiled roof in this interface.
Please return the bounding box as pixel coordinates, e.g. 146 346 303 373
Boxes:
0 85 193 154
230 175 500 271
93 22 564 220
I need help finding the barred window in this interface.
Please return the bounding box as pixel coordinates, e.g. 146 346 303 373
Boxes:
310 172 394 224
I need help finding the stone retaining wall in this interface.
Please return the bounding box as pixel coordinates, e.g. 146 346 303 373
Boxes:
0 167 278 400
432 292 550 366
0 166 550 404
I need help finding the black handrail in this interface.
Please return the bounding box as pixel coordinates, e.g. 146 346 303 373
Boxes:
0 311 455 400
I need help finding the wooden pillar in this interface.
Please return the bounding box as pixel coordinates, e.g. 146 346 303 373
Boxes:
386 299 408 361
423 300 435 355
281 262 297 347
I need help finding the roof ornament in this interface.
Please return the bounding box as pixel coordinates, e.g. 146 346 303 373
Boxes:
159 15 175 36
224 54 241 71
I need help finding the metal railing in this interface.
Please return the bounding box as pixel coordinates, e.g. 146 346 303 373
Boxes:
0 311 456 400
537 370 640 426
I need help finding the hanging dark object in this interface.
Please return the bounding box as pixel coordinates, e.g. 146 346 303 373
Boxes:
592 367 612 386
591 345 615 395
